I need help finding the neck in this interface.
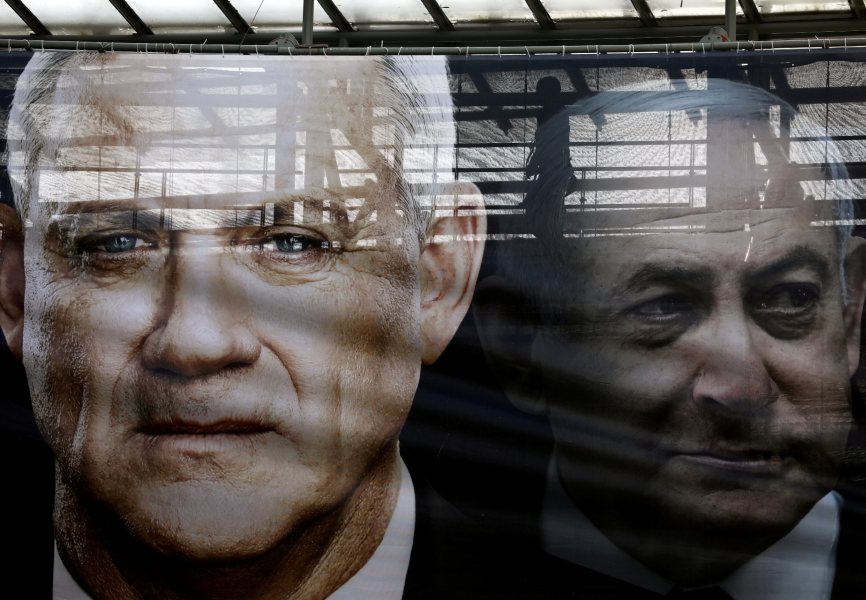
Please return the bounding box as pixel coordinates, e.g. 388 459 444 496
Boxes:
54 446 402 600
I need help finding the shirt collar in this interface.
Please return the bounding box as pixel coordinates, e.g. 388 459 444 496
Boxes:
541 459 840 600
54 458 416 600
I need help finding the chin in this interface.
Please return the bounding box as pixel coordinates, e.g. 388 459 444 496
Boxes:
650 483 820 552
118 482 317 563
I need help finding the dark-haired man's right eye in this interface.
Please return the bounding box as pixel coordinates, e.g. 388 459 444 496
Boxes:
624 293 698 347
629 294 695 322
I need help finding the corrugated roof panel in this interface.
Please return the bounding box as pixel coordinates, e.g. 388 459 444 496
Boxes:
755 0 850 14
333 0 435 27
648 0 743 18
125 0 232 33
440 0 538 24
27 0 132 35
229 0 337 32
0 3 32 34
541 0 639 20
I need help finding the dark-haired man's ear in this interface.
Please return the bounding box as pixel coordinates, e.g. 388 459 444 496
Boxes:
419 182 486 365
474 275 547 416
844 236 866 378
0 203 24 361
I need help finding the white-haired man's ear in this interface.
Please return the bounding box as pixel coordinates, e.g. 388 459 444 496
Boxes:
419 182 486 365
844 237 866 379
0 204 24 361
473 275 547 416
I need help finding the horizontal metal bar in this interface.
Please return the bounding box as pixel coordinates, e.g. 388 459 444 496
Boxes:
23 16 866 47
4 36 866 54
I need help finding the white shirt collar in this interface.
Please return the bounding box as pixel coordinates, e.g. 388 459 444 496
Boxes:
542 459 840 600
54 459 416 600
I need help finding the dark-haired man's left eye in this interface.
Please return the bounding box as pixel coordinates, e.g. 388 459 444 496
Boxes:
750 282 821 338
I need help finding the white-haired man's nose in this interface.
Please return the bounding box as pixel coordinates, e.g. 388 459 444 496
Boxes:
141 235 261 377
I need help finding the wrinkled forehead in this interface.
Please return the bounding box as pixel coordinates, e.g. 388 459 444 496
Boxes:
554 206 838 268
552 163 841 273
31 54 405 220
51 53 382 140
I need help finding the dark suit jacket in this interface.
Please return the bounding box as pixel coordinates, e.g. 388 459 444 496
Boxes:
401 373 866 599
404 474 866 599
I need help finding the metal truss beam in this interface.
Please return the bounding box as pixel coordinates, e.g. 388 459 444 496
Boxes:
16 36 866 55
22 18 866 47
317 0 355 32
212 0 251 34
524 0 556 30
850 0 866 19
629 0 657 27
419 0 454 32
4 0 49 35
739 0 762 23
107 0 153 35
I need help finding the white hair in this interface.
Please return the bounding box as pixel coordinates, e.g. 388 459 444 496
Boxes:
6 52 455 241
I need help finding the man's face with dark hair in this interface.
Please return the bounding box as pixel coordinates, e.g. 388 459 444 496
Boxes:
0 54 483 568
512 154 866 578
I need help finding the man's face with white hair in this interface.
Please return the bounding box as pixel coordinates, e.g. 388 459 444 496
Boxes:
0 54 480 564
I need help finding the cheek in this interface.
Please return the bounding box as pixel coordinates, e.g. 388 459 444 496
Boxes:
23 280 92 465
540 334 693 423
22 265 162 462
332 278 421 450
254 265 421 468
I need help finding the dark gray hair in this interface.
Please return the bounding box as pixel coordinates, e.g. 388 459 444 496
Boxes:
495 77 855 305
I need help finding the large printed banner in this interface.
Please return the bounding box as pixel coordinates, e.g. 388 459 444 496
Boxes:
2 49 866 599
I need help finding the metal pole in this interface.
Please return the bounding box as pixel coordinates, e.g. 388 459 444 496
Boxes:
0 36 849 54
302 0 314 46
726 0 737 41
26 18 866 45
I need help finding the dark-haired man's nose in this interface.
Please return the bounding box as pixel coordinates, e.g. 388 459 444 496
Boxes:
141 237 261 377
690 307 776 413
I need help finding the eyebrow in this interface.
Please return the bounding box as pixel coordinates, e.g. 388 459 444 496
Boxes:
620 264 715 295
43 194 380 239
616 245 832 298
746 245 831 283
